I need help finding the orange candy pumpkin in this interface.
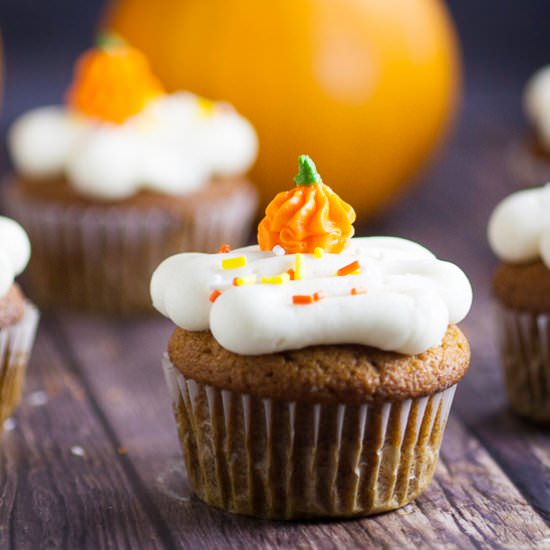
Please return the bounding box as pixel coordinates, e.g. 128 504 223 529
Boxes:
258 155 355 254
66 34 164 124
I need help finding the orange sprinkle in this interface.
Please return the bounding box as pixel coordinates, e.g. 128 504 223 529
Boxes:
337 260 361 277
313 291 327 302
218 243 231 253
233 275 256 286
292 295 314 305
351 287 367 295
287 268 296 280
209 290 222 302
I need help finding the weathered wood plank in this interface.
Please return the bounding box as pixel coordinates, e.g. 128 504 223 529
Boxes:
0 324 165 550
55 313 550 548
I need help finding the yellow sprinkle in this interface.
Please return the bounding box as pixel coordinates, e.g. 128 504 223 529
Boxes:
313 247 324 259
197 96 215 117
222 256 247 270
295 253 304 280
233 275 256 286
261 273 290 285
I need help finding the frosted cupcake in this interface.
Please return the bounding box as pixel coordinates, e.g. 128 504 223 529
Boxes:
488 184 550 423
510 66 550 186
5 35 258 314
151 155 472 519
0 217 39 425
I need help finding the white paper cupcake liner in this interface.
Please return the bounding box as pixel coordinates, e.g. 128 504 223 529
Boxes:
162 353 457 519
0 302 40 424
496 304 550 423
3 184 256 314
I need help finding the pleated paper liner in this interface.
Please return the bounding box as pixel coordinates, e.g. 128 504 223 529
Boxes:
0 302 40 426
163 354 458 519
496 304 550 424
3 183 257 314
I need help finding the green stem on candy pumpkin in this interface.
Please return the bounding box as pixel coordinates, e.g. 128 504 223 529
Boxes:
96 32 126 50
294 154 322 186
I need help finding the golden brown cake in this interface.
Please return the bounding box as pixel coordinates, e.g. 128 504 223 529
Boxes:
152 155 473 518
4 36 258 314
488 185 550 423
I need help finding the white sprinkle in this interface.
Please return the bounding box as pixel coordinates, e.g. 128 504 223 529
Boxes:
208 274 222 289
272 245 286 256
3 418 16 431
28 390 48 407
70 446 86 457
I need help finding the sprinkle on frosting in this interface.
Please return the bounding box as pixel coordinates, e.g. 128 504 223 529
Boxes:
261 273 290 285
272 245 286 257
292 294 315 305
233 275 256 286
351 287 367 295
218 244 232 253
313 247 325 259
257 155 356 254
222 256 247 270
209 290 222 303
337 260 361 277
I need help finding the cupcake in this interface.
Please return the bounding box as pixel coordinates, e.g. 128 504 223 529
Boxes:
488 184 550 423
4 35 258 314
510 66 550 187
151 155 472 519
0 217 39 425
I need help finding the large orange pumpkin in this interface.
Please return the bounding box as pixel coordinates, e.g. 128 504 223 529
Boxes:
105 0 460 219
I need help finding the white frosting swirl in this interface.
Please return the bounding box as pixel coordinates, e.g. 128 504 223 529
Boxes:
8 93 258 201
488 185 550 266
0 217 31 299
524 66 550 151
151 237 472 356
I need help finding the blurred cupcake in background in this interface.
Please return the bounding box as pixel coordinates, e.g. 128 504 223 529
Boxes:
488 183 550 424
4 34 258 314
509 66 550 187
0 217 39 427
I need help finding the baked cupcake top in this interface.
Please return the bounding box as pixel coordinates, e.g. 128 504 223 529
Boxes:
152 155 472 356
8 35 258 202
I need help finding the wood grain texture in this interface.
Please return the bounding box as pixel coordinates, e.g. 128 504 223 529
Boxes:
0 326 163 549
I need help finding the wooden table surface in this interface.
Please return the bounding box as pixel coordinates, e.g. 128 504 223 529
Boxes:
1 90 550 549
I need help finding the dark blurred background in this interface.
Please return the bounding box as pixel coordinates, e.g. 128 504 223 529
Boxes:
0 0 549 185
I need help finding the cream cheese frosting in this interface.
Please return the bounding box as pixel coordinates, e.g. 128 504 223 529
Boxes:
151 237 472 356
488 185 550 266
0 216 31 299
8 93 258 201
524 66 550 151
